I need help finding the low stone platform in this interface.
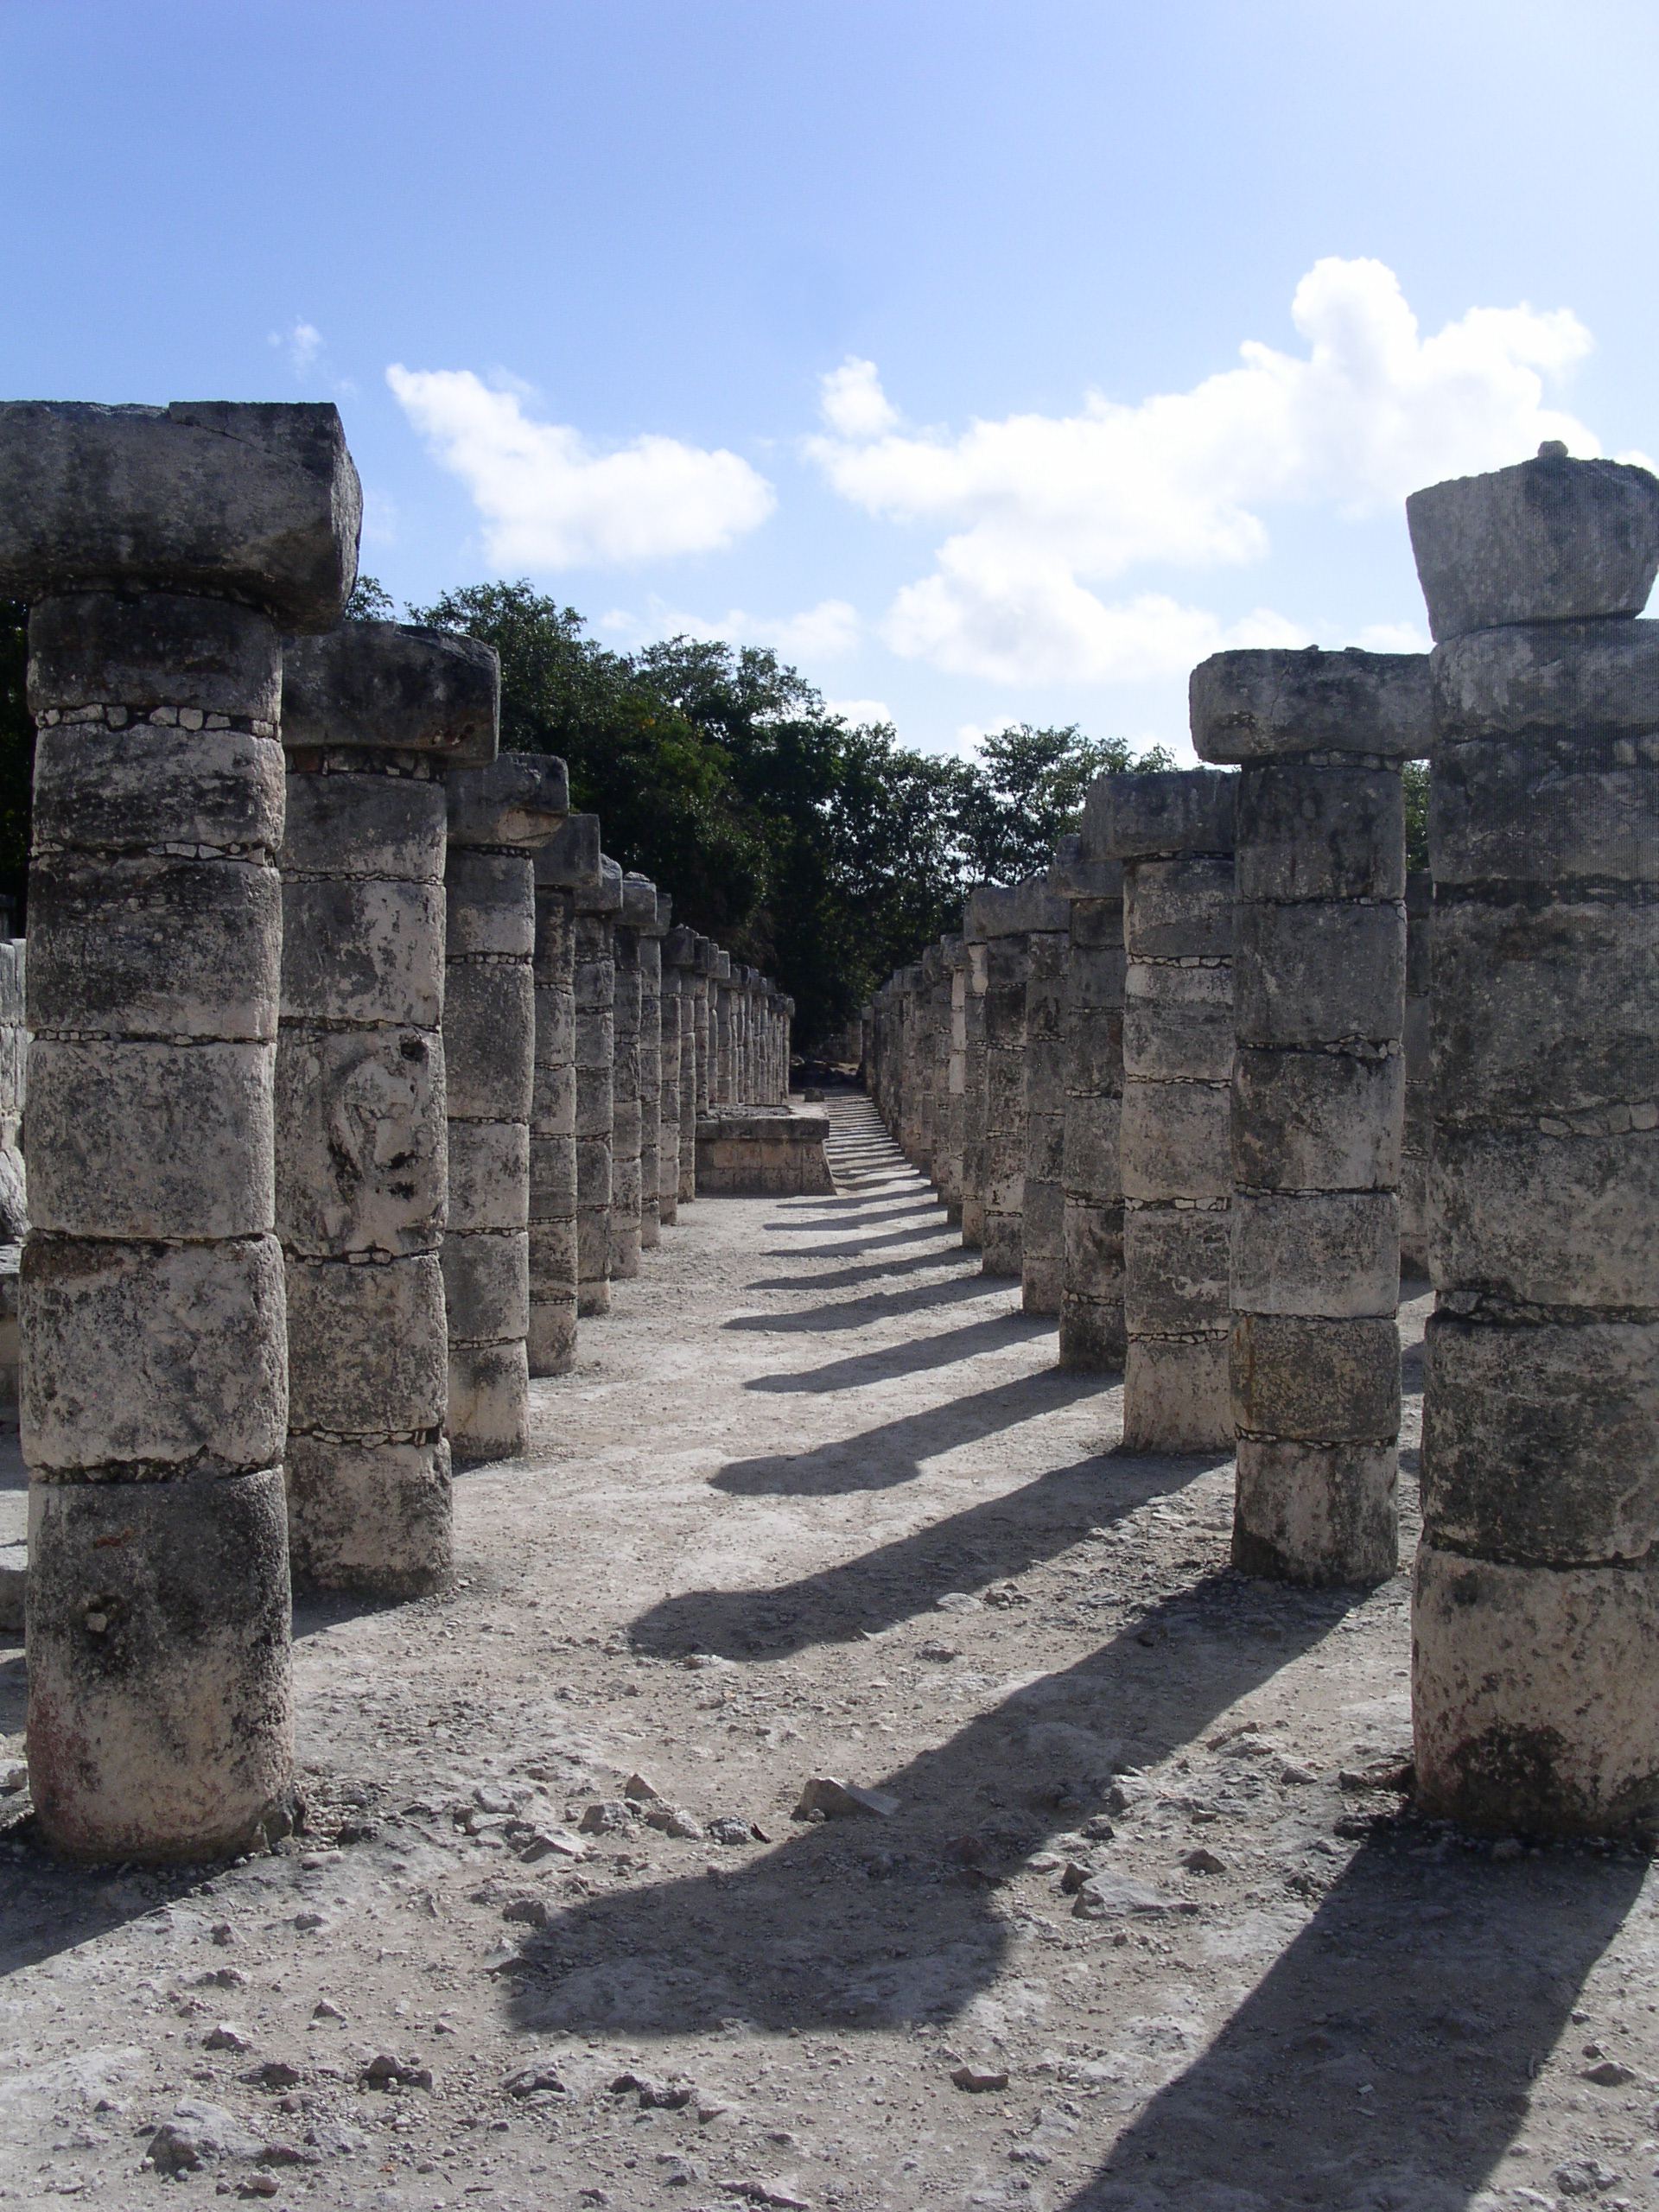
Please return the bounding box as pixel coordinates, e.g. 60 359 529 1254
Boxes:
695 1103 836 1195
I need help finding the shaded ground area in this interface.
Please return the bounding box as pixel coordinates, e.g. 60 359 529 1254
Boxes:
2 1093 1656 2211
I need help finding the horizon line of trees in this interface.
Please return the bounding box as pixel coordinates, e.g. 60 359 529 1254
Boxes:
0 585 1428 1050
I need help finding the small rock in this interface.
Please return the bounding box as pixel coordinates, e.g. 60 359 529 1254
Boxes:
204 2023 251 2053
518 1826 588 1862
362 2054 432 2092
292 1910 326 1932
311 1999 344 2022
682 1652 734 1671
1081 1815 1116 1842
504 2063 568 2098
257 2143 318 2168
1554 2158 1621 2196
502 1896 552 1929
706 1816 760 1846
474 1783 516 1815
238 2177 280 2200
611 2069 694 2110
951 2064 1010 2093
146 2122 204 2177
792 1777 899 1821
1582 2060 1637 2087
1182 1847 1226 1875
0 1764 26 1794
201 1967 247 1991
251 2062 301 2090
1072 1871 1185 1919
719 2183 810 2210
1278 1761 1318 1786
578 1800 635 1834
210 1923 238 1948
622 1772 662 1802
935 1592 982 1614
1338 1756 1414 1794
917 1643 958 1663
644 1804 703 1840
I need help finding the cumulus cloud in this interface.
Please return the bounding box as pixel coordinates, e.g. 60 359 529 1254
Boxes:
823 696 894 728
808 257 1598 683
270 319 324 378
388 366 775 569
601 596 860 663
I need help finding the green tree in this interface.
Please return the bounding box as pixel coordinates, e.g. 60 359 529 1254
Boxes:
1402 759 1430 874
956 722 1175 884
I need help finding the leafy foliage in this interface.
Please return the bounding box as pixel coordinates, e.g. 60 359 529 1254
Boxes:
1402 759 1430 874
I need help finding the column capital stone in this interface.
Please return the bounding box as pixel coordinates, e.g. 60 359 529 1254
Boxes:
1190 645 1432 764
448 751 568 848
282 621 499 764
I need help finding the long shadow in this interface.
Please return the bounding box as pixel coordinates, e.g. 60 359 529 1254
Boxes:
729 1273 1002 1335
631 1448 1208 1660
715 1364 1108 1497
745 1247 977 1294
747 1307 1052 1395
765 1221 950 1260
0 1834 215 1980
763 1199 944 1232
506 1574 1360 2038
1064 1835 1645 2212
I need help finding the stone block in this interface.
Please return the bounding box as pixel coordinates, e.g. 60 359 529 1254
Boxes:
1230 1191 1400 1319
1407 449 1659 641
1058 1290 1128 1371
441 1228 530 1342
1231 1046 1403 1194
575 1064 613 1140
284 1435 452 1596
981 1217 1024 1278
442 961 535 1120
1122 963 1234 1081
1126 1205 1230 1333
283 876 444 1031
1231 1437 1398 1586
1421 1313 1659 1565
533 984 575 1071
445 848 536 958
1230 1313 1400 1443
1431 893 1659 1119
526 1299 577 1378
1235 761 1406 903
1120 1080 1231 1203
281 768 445 882
1234 899 1404 1050
33 715 283 854
537 812 602 899
447 750 569 849
531 1058 576 1138
1066 1004 1125 1093
448 1340 530 1462
26 1466 293 1863
529 1129 577 1214
22 1233 286 1475
447 1118 531 1235
528 1214 578 1294
285 1251 447 1433
282 621 499 764
1430 1126 1659 1309
1084 766 1235 861
1431 615 1659 741
1432 733 1659 887
0 400 360 629
30 1039 274 1242
1190 645 1432 763
1124 853 1235 959
30 852 281 1041
275 1026 444 1258
1413 1543 1659 1834
1021 1255 1065 1316
1122 1334 1231 1452
575 1137 612 1209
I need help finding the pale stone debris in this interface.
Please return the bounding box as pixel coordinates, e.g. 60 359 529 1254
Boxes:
528 812 594 1378
1408 445 1659 1835
442 753 569 1462
574 845 622 1319
1192 645 1430 1586
1 397 359 1862
1087 769 1236 1452
277 619 499 1592
1051 831 1128 1372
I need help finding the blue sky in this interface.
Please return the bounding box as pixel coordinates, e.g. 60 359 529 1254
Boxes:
4 0 1655 762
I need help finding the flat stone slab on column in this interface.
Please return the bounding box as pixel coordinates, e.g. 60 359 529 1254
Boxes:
696 1106 835 1196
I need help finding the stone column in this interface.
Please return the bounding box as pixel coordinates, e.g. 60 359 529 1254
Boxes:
1052 831 1128 1371
639 890 669 1247
1021 918 1070 1315
937 938 969 1224
2 397 358 1861
528 812 599 1377
609 874 652 1281
959 914 991 1249
972 878 1067 1279
1407 447 1659 1834
442 754 569 1460
898 963 925 1167
1193 647 1427 1584
575 847 622 1317
1086 771 1236 1452
668 926 700 1210
918 946 946 1177
277 620 499 1592
659 921 690 1228
691 935 714 1141
1401 870 1433 1274
713 952 734 1104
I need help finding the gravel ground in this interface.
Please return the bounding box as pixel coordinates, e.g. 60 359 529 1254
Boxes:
3 1090 1658 2212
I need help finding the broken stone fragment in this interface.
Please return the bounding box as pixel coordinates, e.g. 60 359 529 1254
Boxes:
791 1777 899 1820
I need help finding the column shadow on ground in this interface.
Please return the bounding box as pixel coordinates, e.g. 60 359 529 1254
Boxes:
728 1271 1006 1331
1060 1836 1646 2212
764 1199 943 1231
630 1448 1211 1660
713 1363 1104 1497
743 1248 982 1294
505 1575 1361 2040
761 1222 953 1259
744 1307 1054 1394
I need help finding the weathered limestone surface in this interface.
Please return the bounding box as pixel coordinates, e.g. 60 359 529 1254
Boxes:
1401 869 1433 1274
969 878 1066 1281
529 813 598 1376
639 889 669 1249
609 874 653 1281
0 936 27 1432
1052 833 1128 1371
696 1106 835 1194
5 397 359 1862
1406 446 1659 1834
667 925 700 1211
1020 922 1070 1316
958 913 990 1249
278 620 499 1592
938 937 969 1224
1085 770 1236 1452
442 753 569 1458
712 950 734 1107
575 846 623 1316
1194 644 1427 1586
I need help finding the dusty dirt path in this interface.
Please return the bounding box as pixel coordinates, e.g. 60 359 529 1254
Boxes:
3 1090 1659 2212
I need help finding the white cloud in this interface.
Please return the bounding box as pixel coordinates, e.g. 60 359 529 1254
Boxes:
823 696 893 728
1351 620 1431 653
599 595 860 664
809 257 1598 683
819 357 900 441
387 365 775 569
270 319 324 378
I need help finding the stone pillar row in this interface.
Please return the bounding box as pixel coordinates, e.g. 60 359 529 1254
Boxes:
0 398 795 1866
